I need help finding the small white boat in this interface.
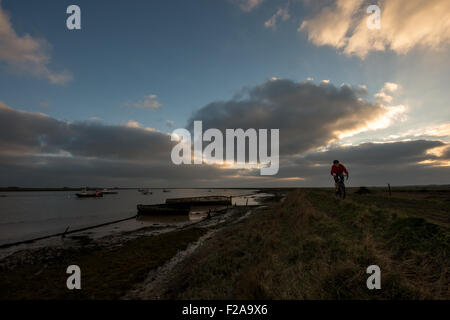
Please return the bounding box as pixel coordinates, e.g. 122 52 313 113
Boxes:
140 188 152 195
76 188 103 198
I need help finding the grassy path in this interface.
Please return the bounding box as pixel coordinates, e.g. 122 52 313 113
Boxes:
151 189 449 299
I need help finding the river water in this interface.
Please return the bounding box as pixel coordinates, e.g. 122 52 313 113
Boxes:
0 188 264 246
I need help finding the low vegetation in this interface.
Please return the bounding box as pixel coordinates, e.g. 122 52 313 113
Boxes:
1 187 448 299
157 188 449 299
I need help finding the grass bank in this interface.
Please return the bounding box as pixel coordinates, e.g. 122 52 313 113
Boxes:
157 188 449 299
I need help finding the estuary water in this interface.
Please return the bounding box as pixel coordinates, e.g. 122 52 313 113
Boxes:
0 188 263 246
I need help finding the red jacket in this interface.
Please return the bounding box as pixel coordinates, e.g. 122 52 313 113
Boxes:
331 164 348 176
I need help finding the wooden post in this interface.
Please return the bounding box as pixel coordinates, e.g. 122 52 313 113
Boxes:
388 183 392 197
62 226 70 238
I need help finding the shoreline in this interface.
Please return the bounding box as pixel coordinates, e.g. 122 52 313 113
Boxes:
0 190 285 299
0 215 138 250
0 188 265 250
0 187 293 192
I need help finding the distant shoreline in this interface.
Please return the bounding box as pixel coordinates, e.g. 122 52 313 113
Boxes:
1 185 449 193
0 187 84 192
0 187 289 192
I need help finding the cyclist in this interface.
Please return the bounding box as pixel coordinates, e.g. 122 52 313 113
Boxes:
331 160 349 192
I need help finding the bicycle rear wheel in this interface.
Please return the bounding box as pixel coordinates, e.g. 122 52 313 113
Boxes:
339 183 346 199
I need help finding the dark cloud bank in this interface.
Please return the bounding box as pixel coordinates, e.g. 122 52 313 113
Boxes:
0 79 449 187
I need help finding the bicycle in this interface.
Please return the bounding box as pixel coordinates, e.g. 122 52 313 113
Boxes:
334 174 346 199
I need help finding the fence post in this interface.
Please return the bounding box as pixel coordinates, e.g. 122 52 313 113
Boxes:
62 226 70 238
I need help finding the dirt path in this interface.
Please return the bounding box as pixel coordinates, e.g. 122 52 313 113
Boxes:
123 206 260 299
123 229 218 299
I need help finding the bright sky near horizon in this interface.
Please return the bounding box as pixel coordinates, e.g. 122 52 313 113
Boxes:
0 0 449 187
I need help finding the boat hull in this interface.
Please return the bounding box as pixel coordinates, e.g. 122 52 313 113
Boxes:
166 196 232 206
76 193 103 198
137 204 190 216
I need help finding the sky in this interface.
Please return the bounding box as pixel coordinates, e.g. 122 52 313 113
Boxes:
0 0 449 187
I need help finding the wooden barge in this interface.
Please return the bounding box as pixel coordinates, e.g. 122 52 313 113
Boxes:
137 196 232 216
165 196 232 206
137 204 190 216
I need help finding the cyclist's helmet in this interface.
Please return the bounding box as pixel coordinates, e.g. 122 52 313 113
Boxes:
333 160 339 164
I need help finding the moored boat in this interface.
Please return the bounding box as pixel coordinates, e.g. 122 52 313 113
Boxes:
140 188 152 195
166 196 232 206
76 189 103 198
137 204 190 215
143 191 153 195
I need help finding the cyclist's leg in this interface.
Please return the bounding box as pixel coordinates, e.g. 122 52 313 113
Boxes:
336 174 344 197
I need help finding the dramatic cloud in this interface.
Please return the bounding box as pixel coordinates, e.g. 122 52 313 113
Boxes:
264 139 449 187
299 0 450 58
124 120 142 128
126 94 162 109
232 0 264 12
0 78 447 187
374 82 399 103
389 123 450 141
265 6 290 29
0 153 238 188
299 0 362 49
0 102 243 187
188 79 406 156
0 102 172 161
0 1 71 84
305 140 448 166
